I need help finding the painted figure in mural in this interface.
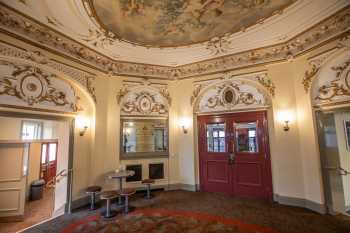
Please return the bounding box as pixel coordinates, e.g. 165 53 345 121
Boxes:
92 0 295 47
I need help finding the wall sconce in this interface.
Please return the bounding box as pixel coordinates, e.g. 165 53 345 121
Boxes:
277 110 294 132
179 117 191 134
76 116 90 136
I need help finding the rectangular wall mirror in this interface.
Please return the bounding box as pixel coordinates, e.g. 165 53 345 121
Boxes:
121 118 168 159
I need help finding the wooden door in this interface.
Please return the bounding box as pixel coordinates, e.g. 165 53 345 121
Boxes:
198 111 272 199
0 142 29 220
198 116 232 193
230 111 272 198
40 142 57 184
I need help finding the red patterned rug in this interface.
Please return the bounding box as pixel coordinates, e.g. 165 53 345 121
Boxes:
62 208 279 233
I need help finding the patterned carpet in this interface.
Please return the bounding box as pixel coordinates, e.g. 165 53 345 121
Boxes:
21 190 350 233
62 208 278 233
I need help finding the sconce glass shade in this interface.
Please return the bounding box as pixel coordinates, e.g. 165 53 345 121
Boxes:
76 116 90 136
179 117 191 134
277 110 294 131
277 110 294 123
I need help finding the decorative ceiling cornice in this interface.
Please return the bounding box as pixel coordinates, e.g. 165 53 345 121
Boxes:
0 3 349 80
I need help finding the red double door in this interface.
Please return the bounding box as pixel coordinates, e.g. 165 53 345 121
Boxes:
198 111 273 199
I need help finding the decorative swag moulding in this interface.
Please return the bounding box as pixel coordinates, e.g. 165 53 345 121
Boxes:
0 3 349 79
0 60 81 113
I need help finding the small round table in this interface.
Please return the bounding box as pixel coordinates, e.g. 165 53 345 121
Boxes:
107 170 135 206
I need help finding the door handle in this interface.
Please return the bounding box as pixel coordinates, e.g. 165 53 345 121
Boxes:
338 167 350 176
324 166 350 176
228 153 235 165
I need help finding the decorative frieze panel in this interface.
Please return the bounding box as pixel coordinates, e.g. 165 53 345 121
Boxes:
0 42 97 103
0 60 81 113
302 48 340 92
193 72 271 113
312 50 350 107
117 81 170 116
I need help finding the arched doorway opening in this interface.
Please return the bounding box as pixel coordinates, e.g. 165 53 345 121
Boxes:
192 75 274 199
0 57 96 231
310 49 350 215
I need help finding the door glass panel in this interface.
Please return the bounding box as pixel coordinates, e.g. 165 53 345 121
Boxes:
48 143 57 162
235 122 258 153
206 123 225 152
41 144 47 164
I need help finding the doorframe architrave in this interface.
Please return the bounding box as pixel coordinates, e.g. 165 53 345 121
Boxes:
0 110 75 214
194 108 274 199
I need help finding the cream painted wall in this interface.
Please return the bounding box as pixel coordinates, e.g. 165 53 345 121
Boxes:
27 142 41 199
3 33 348 214
334 112 350 208
0 116 60 140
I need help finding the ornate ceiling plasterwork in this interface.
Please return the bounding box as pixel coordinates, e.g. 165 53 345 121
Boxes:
87 0 296 48
0 60 81 113
0 1 349 79
117 80 171 116
0 41 97 102
191 72 271 113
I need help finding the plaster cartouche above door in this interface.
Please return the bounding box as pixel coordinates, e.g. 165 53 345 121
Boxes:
0 0 349 67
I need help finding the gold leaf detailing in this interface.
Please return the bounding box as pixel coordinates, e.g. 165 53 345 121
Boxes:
0 61 81 112
302 64 319 92
117 86 129 104
0 4 349 79
315 59 350 101
256 75 275 97
122 91 168 115
190 84 202 106
206 83 260 109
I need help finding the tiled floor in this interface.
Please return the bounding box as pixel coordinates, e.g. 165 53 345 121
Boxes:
0 188 54 233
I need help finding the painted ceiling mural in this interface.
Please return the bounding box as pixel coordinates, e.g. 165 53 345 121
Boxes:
0 0 349 77
91 0 296 47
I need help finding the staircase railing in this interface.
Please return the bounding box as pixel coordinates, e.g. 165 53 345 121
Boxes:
46 169 68 188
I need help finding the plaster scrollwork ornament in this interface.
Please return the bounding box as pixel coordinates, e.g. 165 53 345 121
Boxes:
118 81 170 116
195 79 269 113
82 29 118 48
315 59 350 102
0 61 81 112
302 48 340 92
206 36 232 56
302 64 320 92
190 84 202 105
255 74 275 97
0 42 97 103
0 4 349 79
122 91 167 115
206 82 261 109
